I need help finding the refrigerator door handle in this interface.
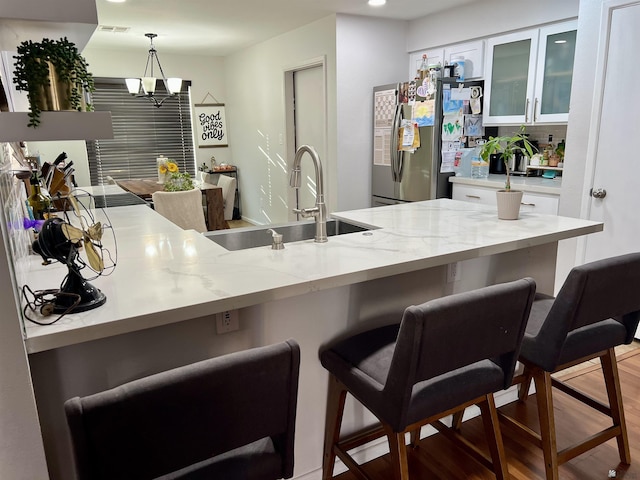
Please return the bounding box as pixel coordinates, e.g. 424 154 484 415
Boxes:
397 150 405 182
390 104 402 182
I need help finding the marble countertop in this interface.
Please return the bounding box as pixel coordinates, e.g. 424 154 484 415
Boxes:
22 196 601 353
449 174 562 195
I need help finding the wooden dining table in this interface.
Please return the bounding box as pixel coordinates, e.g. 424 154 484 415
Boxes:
116 178 227 231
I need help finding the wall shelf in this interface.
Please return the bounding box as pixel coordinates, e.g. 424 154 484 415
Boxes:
0 111 113 142
526 165 563 172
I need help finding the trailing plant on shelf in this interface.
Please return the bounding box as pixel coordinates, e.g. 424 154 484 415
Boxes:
479 125 537 191
13 37 95 128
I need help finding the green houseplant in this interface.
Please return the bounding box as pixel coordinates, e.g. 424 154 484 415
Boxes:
13 37 95 127
479 125 537 191
479 126 538 219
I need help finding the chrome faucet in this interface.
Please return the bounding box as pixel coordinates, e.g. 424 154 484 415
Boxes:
289 145 327 243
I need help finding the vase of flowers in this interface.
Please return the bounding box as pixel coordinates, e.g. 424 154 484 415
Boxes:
156 155 178 184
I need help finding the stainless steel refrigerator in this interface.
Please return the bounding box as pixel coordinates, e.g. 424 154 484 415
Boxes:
371 79 482 207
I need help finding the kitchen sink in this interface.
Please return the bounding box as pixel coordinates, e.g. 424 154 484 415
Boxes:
204 218 376 251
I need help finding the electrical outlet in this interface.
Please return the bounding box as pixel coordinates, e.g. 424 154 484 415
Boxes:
216 310 239 334
447 262 461 283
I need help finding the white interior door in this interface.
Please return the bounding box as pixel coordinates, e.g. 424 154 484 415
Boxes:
583 0 640 264
293 65 325 216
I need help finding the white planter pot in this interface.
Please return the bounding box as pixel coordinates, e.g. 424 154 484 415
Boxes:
496 189 523 220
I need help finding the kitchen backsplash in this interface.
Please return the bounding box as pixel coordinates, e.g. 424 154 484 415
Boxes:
0 142 33 317
497 125 567 148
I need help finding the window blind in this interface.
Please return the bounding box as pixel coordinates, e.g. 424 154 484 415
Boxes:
86 78 195 185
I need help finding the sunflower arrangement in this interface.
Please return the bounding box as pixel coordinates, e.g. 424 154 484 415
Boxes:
158 158 179 177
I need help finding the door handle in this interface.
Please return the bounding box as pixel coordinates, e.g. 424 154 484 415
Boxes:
591 188 607 199
390 104 402 182
525 98 530 123
534 98 539 122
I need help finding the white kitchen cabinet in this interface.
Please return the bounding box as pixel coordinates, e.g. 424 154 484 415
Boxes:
444 40 485 79
452 183 559 215
483 20 577 126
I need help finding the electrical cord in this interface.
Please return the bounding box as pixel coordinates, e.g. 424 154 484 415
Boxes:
21 284 81 326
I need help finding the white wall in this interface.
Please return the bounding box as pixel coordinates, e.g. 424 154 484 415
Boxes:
223 16 337 225
335 15 409 211
407 0 579 52
0 144 49 480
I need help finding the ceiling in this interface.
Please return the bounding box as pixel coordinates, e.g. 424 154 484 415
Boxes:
88 0 482 56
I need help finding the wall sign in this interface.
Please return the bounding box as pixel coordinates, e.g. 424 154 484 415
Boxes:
193 103 228 148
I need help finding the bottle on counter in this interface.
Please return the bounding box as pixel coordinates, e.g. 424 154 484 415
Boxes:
28 173 51 220
555 139 565 162
418 54 429 82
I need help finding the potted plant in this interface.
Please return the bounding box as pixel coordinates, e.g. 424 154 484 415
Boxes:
13 37 95 128
160 159 194 191
479 126 537 219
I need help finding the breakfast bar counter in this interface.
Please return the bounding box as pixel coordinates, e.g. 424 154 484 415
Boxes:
24 198 599 353
23 198 602 480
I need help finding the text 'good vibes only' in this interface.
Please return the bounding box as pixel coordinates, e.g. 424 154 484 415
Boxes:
199 111 224 141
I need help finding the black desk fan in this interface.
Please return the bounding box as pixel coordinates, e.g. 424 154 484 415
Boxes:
30 193 116 316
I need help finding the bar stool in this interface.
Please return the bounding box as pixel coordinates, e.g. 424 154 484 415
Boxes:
498 252 640 480
64 340 300 480
320 278 536 480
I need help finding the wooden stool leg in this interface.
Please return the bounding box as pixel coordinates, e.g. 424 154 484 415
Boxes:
601 348 631 464
384 425 410 480
533 369 559 480
452 410 464 431
409 427 421 448
322 375 348 480
518 366 533 402
479 394 510 480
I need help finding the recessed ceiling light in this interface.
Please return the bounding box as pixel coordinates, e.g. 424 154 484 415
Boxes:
369 0 386 6
554 40 567 44
106 0 126 3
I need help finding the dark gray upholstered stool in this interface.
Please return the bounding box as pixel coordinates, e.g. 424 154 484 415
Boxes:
498 253 640 480
64 340 300 480
320 278 536 480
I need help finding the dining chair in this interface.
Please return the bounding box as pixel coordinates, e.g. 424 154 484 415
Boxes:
217 174 237 221
64 339 300 480
320 278 536 480
498 252 640 480
151 188 208 233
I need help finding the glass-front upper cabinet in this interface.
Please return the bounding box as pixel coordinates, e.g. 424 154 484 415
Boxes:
484 20 577 125
535 23 577 122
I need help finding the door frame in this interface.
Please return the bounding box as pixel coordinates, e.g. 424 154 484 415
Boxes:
283 56 328 222
576 0 637 263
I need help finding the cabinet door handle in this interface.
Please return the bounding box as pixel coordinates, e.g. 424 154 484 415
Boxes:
534 98 539 122
525 98 530 123
521 202 536 207
465 195 481 199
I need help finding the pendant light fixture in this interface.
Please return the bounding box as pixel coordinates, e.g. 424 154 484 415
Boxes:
125 33 182 108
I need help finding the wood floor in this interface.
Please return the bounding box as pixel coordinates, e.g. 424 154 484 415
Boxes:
334 342 640 480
